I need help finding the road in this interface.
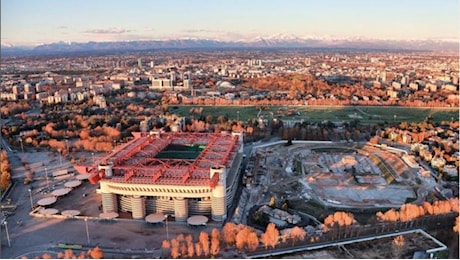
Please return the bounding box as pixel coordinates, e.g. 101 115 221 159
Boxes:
0 136 13 153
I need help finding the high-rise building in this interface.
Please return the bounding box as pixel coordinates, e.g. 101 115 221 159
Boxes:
380 71 387 82
170 72 176 85
183 72 191 89
452 76 459 85
24 84 32 93
151 78 174 89
401 76 409 86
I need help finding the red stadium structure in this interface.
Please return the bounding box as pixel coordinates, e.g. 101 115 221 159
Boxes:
75 131 244 221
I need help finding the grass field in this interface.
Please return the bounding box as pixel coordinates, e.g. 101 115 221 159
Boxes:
168 105 459 124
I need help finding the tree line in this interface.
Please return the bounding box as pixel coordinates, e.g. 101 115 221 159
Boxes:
0 150 12 192
19 246 103 259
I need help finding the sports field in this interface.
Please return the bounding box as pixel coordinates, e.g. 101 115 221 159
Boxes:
168 105 459 124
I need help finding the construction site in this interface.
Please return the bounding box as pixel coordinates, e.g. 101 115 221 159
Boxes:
232 140 437 225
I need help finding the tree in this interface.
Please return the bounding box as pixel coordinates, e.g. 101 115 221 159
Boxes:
176 233 185 242
454 216 459 233
194 242 202 257
199 231 210 256
170 239 180 259
261 223 279 249
281 202 289 211
0 151 11 191
185 234 193 245
222 222 237 245
211 228 220 241
88 246 103 259
180 243 187 257
268 196 276 208
324 211 355 229
391 235 406 258
247 232 259 251
234 226 258 252
450 197 459 212
210 235 220 256
1 170 11 191
235 229 246 251
162 239 171 257
187 241 195 258
423 201 434 215
64 249 75 259
290 226 306 244
210 228 221 256
79 129 90 140
162 239 171 249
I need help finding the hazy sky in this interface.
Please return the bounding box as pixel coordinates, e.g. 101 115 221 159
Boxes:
1 0 459 46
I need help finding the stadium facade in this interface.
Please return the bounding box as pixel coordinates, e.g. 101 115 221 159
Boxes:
76 130 244 222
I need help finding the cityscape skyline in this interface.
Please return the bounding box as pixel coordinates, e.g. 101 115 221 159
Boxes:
1 0 459 47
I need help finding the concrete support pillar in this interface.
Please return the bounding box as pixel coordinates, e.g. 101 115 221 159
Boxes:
101 193 118 213
173 197 188 222
131 195 145 219
211 184 226 221
210 166 227 221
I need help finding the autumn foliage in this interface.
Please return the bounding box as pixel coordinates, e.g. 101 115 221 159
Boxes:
42 122 121 152
20 247 103 259
376 198 459 222
0 150 11 191
194 242 202 257
260 223 279 249
87 246 104 259
323 211 355 232
454 216 459 233
170 239 180 259
236 226 260 251
288 226 307 244
391 235 406 258
199 231 210 256
222 222 238 245
210 228 220 256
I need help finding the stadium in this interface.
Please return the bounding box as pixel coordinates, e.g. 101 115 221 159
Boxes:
75 130 244 222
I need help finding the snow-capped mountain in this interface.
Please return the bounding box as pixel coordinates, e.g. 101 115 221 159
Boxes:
1 36 458 55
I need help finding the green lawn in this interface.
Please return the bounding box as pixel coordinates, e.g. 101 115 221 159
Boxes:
168 105 459 124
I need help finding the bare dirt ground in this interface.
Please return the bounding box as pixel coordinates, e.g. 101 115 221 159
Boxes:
246 142 429 216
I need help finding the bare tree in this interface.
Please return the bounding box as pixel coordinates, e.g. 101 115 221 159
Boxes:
195 242 202 257
391 235 406 258
199 231 210 256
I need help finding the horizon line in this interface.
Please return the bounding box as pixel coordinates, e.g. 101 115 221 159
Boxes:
2 34 459 48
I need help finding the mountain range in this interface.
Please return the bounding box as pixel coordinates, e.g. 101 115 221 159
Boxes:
1 37 458 55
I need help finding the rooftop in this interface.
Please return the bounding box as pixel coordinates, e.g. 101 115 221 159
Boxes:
75 132 240 187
